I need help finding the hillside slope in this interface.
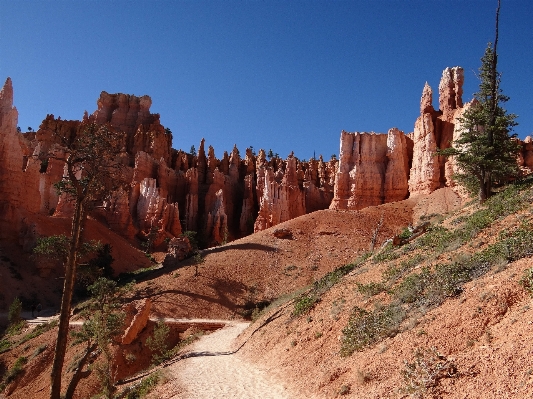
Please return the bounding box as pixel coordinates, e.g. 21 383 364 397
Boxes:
236 181 533 398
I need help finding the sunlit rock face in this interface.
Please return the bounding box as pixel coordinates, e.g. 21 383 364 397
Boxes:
329 129 410 210
1 66 529 251
409 66 469 196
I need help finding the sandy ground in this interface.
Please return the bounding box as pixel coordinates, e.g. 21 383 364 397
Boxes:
149 322 297 399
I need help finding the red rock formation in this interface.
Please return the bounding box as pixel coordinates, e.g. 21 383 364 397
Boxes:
205 189 228 246
3 69 530 259
136 178 181 242
523 136 533 170
384 128 410 203
254 155 306 231
409 67 466 196
163 236 193 267
121 298 152 345
330 129 410 210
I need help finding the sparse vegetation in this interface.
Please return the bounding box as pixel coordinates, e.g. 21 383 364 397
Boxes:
356 281 387 297
0 356 27 391
124 371 163 399
18 319 58 346
372 242 400 264
146 320 171 365
292 253 371 317
401 347 457 397
340 304 405 356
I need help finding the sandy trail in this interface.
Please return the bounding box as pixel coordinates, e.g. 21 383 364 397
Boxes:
150 322 294 399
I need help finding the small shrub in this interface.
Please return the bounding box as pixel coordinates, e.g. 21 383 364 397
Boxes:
146 320 170 365
0 356 27 390
30 344 47 360
8 297 22 326
415 225 454 252
397 227 413 241
520 267 533 295
401 347 457 397
125 371 162 399
394 268 432 304
340 304 405 356
383 254 425 284
339 384 351 395
292 254 371 317
356 282 386 297
0 338 11 354
18 319 58 346
6 321 24 338
293 293 319 317
372 243 400 264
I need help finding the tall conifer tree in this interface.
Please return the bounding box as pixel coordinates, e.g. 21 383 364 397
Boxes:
440 0 519 202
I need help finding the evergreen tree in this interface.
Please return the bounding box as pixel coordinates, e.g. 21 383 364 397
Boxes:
47 123 124 399
439 1 519 202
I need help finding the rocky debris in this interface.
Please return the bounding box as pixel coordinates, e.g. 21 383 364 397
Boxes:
273 228 292 239
163 236 193 267
121 298 152 345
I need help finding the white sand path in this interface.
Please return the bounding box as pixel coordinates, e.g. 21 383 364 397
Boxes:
149 322 294 399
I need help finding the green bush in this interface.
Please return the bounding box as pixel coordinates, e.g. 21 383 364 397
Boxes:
0 338 11 354
520 267 533 295
125 371 162 399
383 254 425 284
146 320 170 365
372 243 400 264
340 304 405 356
394 268 432 304
8 297 22 326
356 282 386 298
0 356 27 390
18 319 58 346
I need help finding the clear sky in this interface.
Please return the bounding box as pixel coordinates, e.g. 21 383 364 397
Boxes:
1 1 532 160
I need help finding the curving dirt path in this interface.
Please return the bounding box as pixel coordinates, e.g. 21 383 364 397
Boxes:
148 322 295 399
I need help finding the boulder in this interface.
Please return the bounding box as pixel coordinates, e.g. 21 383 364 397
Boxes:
121 298 152 345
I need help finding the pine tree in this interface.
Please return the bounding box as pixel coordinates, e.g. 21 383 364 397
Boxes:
48 122 124 399
439 0 519 202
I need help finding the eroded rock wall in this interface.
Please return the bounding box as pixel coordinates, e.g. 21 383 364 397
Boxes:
329 129 411 210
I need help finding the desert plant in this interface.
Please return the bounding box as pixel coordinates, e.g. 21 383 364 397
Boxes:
124 371 162 399
8 297 22 326
401 347 457 397
356 282 387 298
0 356 27 391
146 320 170 365
340 303 405 356
292 253 371 317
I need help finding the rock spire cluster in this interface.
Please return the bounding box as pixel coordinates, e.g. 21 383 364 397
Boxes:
1 69 531 254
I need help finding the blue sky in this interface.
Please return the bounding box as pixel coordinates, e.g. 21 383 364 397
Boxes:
1 1 532 160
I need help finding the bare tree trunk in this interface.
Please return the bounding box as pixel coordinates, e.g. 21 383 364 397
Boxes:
50 200 85 399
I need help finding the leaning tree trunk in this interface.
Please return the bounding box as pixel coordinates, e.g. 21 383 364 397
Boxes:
50 199 85 399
